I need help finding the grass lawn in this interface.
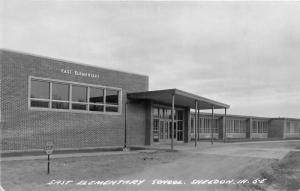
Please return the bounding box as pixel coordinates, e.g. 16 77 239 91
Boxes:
247 151 300 191
1 150 185 191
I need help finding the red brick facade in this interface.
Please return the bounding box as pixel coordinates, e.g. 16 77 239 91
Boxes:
0 50 149 151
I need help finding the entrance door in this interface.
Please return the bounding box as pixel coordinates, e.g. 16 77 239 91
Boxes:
159 120 164 140
164 121 169 139
169 121 177 140
177 121 183 141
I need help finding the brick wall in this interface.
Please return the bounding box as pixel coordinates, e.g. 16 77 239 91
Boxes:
268 119 284 138
0 50 149 151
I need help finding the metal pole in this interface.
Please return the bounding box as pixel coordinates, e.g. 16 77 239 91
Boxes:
171 94 175 151
211 105 214 144
47 154 50 175
197 108 200 141
194 101 198 147
223 108 227 143
124 102 127 148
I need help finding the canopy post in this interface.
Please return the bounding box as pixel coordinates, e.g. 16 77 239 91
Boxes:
223 108 227 143
194 101 198 147
171 94 175 151
211 105 214 144
197 108 200 141
124 102 128 148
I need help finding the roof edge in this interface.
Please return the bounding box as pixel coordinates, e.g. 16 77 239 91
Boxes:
0 48 149 78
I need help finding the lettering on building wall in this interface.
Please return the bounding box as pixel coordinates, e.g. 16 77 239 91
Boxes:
61 69 100 78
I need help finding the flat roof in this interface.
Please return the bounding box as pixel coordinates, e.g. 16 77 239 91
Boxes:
128 89 229 110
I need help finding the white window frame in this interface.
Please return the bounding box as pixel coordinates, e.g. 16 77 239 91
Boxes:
28 76 122 115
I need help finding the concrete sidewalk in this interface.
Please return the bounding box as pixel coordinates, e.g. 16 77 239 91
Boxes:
2 140 299 161
1 149 156 162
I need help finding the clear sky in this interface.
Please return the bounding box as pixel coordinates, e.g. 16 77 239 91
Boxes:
1 1 300 118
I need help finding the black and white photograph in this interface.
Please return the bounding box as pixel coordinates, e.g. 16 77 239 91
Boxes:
0 0 300 191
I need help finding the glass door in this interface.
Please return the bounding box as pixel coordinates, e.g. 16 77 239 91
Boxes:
159 120 164 140
164 121 169 139
169 121 177 140
177 121 183 141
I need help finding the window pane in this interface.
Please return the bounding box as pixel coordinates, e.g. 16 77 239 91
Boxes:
191 118 194 133
106 89 119 105
90 88 104 103
52 102 69 109
106 106 118 112
52 83 69 101
159 109 163 118
72 85 87 102
253 121 258 133
89 104 104 112
177 111 183 120
72 103 87 110
167 109 171 119
153 108 159 118
31 100 49 108
178 121 183 130
30 80 50 99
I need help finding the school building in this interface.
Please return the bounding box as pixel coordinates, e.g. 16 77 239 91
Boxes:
0 49 299 151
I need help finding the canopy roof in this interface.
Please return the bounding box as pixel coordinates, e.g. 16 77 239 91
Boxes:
127 89 229 110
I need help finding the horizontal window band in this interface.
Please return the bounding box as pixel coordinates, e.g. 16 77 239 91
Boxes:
29 106 120 114
30 76 122 90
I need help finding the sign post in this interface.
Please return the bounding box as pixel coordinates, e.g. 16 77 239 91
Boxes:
44 142 54 175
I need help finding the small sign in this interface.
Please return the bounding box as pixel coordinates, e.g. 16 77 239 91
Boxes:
60 69 100 79
45 142 54 155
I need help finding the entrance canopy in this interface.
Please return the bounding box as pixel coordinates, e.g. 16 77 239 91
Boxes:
127 89 229 110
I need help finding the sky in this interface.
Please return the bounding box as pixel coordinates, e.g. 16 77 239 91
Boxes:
1 1 300 118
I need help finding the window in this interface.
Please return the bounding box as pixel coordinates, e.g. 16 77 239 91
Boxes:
31 80 50 99
177 111 183 120
253 121 258 133
153 119 159 142
263 122 268 133
258 121 262 133
30 80 50 108
89 88 104 103
290 122 295 133
286 122 291 133
166 109 171 119
89 87 104 112
72 85 88 110
52 83 69 109
72 85 87 102
204 119 210 133
153 108 159 118
234 120 240 133
239 120 246 133
213 119 218 133
29 77 121 114
159 108 163 118
199 118 204 133
106 89 119 105
52 83 69 101
226 119 234 133
295 122 300 133
191 118 194 133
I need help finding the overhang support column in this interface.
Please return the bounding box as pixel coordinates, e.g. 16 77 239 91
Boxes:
223 108 227 143
171 94 175 150
197 108 200 141
194 100 198 147
211 105 214 144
